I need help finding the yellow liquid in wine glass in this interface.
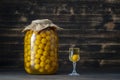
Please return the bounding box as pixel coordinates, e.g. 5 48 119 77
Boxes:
71 54 80 62
69 48 80 62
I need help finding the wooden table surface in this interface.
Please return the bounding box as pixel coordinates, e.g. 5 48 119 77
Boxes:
0 70 120 80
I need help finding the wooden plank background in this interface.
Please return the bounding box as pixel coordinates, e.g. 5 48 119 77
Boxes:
0 0 120 72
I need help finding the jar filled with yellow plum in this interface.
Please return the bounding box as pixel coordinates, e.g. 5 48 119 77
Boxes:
23 19 61 74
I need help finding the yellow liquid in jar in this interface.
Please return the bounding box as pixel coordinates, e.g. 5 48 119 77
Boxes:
24 29 58 74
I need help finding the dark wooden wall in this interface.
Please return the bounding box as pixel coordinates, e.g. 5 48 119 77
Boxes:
0 0 120 72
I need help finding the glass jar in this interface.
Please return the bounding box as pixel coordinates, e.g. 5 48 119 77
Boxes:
23 19 60 74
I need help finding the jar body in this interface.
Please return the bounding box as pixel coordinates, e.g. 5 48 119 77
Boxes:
24 28 58 74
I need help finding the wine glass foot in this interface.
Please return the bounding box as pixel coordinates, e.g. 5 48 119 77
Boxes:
69 72 80 76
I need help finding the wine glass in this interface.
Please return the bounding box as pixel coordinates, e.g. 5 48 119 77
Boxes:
69 48 80 76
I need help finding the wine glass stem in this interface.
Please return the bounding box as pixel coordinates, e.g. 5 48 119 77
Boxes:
72 62 77 73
